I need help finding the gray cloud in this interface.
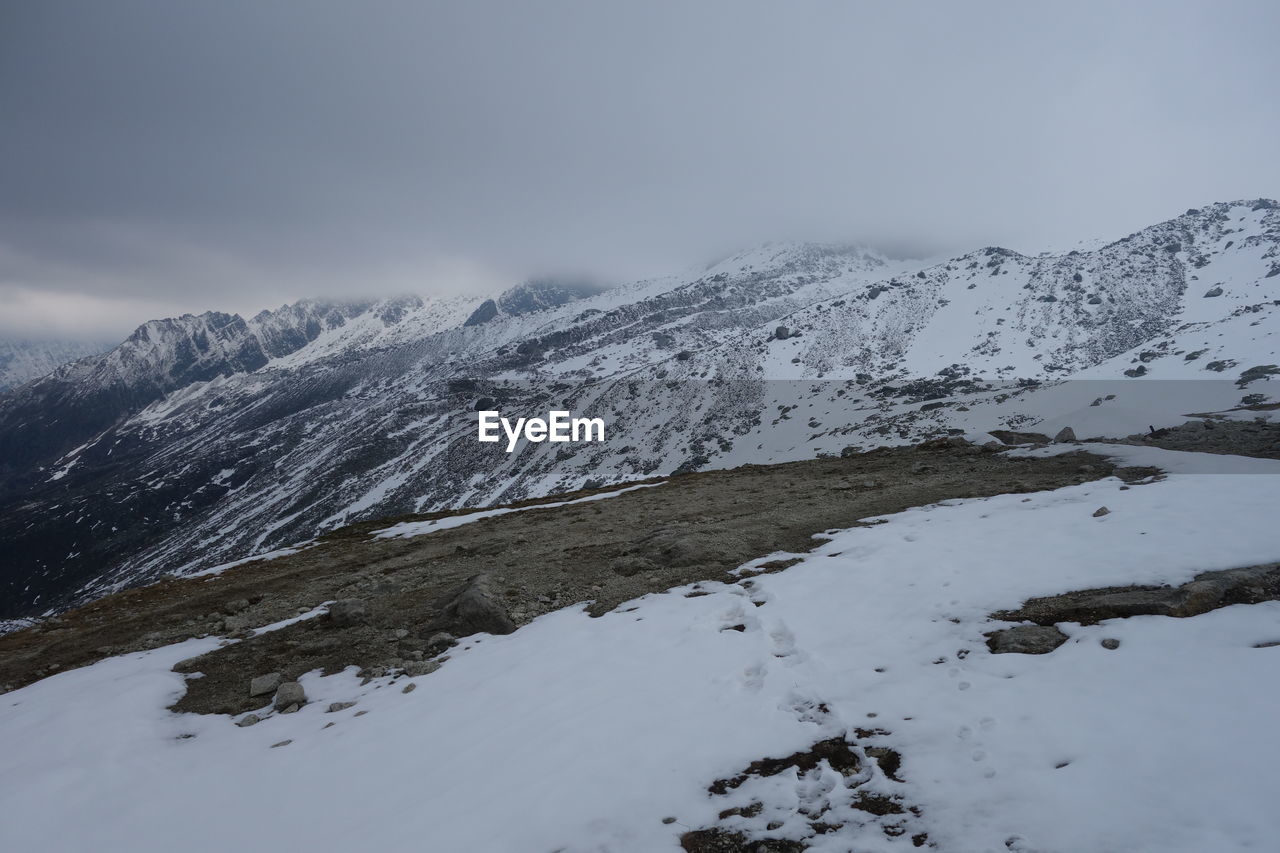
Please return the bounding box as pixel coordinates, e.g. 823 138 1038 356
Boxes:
3 0 1278 339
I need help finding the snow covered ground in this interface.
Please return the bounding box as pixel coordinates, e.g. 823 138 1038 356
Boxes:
2 446 1279 852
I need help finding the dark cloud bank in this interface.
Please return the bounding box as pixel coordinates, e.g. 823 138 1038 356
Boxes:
2 0 1277 338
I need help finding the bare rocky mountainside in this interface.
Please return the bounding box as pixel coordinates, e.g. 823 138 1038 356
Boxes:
2 199 1278 620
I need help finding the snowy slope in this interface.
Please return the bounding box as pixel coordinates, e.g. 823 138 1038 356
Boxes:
0 337 111 392
2 446 1278 852
1 200 1278 618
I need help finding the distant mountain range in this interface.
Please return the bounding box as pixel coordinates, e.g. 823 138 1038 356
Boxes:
0 337 112 392
1 200 1277 619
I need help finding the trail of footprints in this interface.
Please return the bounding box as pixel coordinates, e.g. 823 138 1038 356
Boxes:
677 577 931 849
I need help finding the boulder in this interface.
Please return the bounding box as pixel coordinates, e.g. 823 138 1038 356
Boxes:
986 625 1069 655
1053 426 1077 443
403 661 441 677
249 672 281 698
328 598 367 628
425 632 456 651
273 682 307 711
435 575 516 637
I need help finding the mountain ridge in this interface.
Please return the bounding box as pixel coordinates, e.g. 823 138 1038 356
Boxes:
1 199 1276 619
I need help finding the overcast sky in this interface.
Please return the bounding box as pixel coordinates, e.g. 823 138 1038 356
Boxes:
2 0 1278 340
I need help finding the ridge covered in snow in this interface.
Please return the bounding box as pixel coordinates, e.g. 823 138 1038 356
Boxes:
0 337 112 392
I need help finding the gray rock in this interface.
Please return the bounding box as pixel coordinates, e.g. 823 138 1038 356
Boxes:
402 660 441 677
402 682 417 694
223 598 250 615
249 672 281 697
273 682 307 711
988 430 1051 445
326 701 357 713
328 598 368 627
1053 426 1077 443
426 632 456 650
986 625 1069 655
435 575 516 637
270 739 292 748
1093 506 1111 517
992 563 1280 625
1100 638 1121 650
1203 286 1224 298
774 325 791 340
236 714 261 727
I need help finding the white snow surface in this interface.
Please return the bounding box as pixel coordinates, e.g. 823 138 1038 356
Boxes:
3 449 1280 851
371 482 666 539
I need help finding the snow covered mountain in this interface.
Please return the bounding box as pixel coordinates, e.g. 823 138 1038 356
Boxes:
1 200 1277 619
0 337 112 392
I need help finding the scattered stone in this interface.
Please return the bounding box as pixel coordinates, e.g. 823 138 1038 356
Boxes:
326 701 357 713
1203 286 1224 298
273 682 307 711
236 714 261 727
986 625 1069 655
223 598 250 615
402 660 440 677
270 739 292 748
402 682 417 694
1093 506 1111 517
328 598 368 628
1053 426 1077 443
249 672 281 698
1101 638 1121 650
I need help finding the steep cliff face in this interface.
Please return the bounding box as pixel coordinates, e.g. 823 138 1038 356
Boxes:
1 201 1277 618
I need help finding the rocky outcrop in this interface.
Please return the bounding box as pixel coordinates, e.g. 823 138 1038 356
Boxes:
992 563 1280 626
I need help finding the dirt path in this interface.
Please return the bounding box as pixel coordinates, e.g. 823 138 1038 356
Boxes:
0 441 1150 713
